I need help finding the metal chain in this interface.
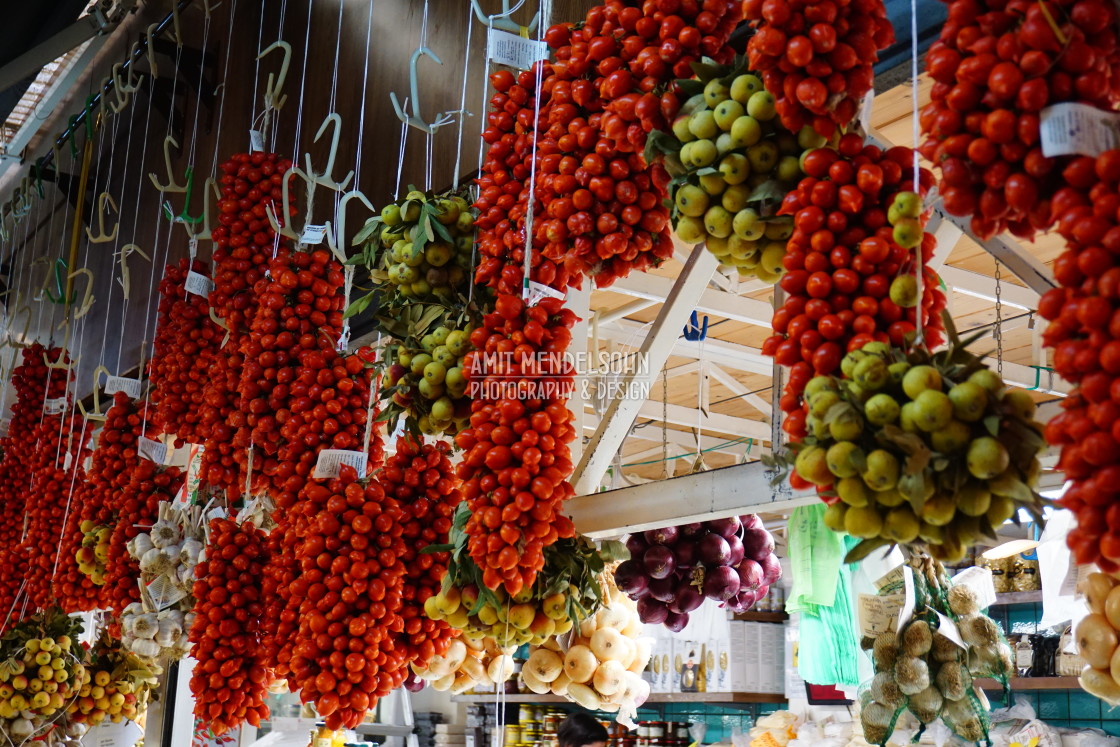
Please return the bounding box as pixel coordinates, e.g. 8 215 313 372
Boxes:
994 260 1003 376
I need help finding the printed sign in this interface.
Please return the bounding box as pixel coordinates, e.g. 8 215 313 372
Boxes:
487 27 548 69
312 449 367 479
105 375 142 399
1040 102 1120 158
185 271 215 299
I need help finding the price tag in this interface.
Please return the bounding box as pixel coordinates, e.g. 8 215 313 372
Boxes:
857 593 905 637
250 129 265 153
1040 102 1120 158
185 271 215 299
313 449 368 479
82 719 143 747
524 280 565 305
300 224 328 245
43 397 67 415
138 436 168 465
874 565 905 594
105 375 142 399
932 608 966 649
63 451 73 471
487 27 548 69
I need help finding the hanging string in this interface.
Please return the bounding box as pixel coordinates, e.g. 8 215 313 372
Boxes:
520 0 551 297
353 0 374 190
394 102 410 201
209 0 240 190
179 2 213 254
249 0 267 129
452 3 474 192
289 0 314 163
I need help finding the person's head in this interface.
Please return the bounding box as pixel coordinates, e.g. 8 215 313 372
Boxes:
557 712 609 747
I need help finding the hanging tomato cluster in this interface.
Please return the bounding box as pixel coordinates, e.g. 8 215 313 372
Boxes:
920 0 1120 238
763 138 947 443
1036 151 1120 569
53 394 145 611
150 257 223 445
744 0 894 136
283 465 410 730
382 436 463 669
188 515 270 734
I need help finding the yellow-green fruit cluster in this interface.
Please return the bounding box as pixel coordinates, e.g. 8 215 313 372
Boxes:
389 324 474 435
670 73 825 283
378 191 474 300
76 520 110 585
423 584 579 649
795 342 1044 562
69 666 142 725
0 636 83 722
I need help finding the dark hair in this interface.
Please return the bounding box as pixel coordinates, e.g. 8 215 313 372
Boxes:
558 713 609 747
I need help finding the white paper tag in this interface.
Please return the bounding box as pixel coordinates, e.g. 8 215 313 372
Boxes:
82 719 143 747
188 237 199 258
105 375 142 399
138 436 168 465
1040 102 1120 158
874 566 905 593
63 451 73 471
487 27 549 69
932 608 966 649
184 270 215 299
857 593 905 637
300 224 328 245
524 280 566 305
859 91 875 133
43 397 67 415
208 506 228 521
312 448 368 479
897 565 916 630
951 566 998 610
388 417 406 450
250 129 265 153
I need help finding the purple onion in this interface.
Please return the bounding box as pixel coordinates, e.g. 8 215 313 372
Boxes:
637 597 670 624
703 565 741 601
736 558 764 590
728 588 760 612
645 526 679 546
675 541 697 569
755 584 769 603
760 554 782 585
727 535 745 566
706 516 742 539
626 534 649 557
679 522 705 538
740 514 763 532
670 584 705 614
644 545 677 579
614 560 650 597
743 527 776 562
404 672 426 692
648 576 676 603
664 611 690 633
698 532 732 566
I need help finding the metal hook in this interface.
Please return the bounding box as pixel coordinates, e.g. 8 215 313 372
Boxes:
390 48 457 135
85 192 119 244
325 190 377 262
116 243 150 301
682 310 709 342
111 62 143 114
265 165 315 241
148 135 187 193
470 0 540 34
256 41 292 112
304 113 354 192
193 177 222 242
145 23 161 78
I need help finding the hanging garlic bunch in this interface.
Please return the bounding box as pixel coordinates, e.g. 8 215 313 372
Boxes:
120 501 206 662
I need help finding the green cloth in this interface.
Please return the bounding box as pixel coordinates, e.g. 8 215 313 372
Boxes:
785 504 863 687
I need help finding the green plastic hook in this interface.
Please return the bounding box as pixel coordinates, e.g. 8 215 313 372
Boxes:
161 165 203 225
44 258 75 305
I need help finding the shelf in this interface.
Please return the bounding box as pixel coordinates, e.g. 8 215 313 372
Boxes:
974 676 1080 691
259 718 414 737
450 692 787 704
733 611 789 623
988 591 1043 606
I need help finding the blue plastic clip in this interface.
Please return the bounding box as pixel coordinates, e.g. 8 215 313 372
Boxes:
683 310 709 341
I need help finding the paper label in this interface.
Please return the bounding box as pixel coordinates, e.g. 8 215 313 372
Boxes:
82 719 143 747
952 566 999 609
933 609 966 649
138 436 168 465
43 397 67 415
146 573 186 610
105 375 142 399
1040 102 1120 158
874 566 905 593
858 593 905 637
487 27 549 69
897 565 916 630
312 449 367 479
1016 645 1034 668
184 270 214 299
300 224 328 245
273 717 320 734
249 129 264 152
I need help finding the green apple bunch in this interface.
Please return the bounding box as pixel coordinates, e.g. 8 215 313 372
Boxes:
886 191 925 309
386 322 475 436
775 324 1049 563
650 58 827 283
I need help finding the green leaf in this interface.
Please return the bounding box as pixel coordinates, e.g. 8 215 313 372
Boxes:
689 61 726 82
352 217 382 246
675 79 705 98
343 292 376 319
983 415 1001 437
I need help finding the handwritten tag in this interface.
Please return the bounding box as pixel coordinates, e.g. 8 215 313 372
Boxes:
185 271 215 299
487 27 549 69
250 129 265 153
857 593 904 637
313 449 367 479
300 224 328 245
933 608 966 649
43 397 67 415
1040 102 1120 158
138 436 168 465
105 375 142 399
874 565 905 593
